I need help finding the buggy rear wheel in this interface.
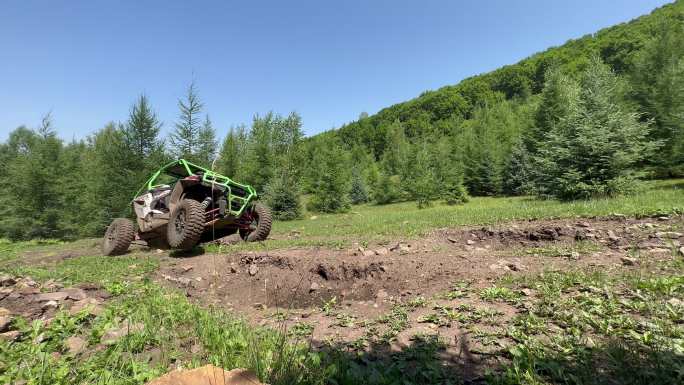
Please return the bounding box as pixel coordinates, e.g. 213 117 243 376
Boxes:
239 203 272 242
102 218 135 256
167 199 205 250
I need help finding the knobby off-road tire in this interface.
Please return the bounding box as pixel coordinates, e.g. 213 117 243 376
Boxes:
240 203 272 242
102 218 135 256
167 199 205 250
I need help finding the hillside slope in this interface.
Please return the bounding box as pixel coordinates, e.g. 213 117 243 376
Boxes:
328 1 683 155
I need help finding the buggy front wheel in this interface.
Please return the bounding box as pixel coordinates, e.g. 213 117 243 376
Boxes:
239 203 272 242
102 218 135 256
167 199 205 250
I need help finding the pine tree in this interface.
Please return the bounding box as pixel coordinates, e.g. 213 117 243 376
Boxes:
631 22 684 175
527 66 580 154
372 170 401 205
406 141 438 208
197 114 217 166
170 81 203 161
308 140 350 213
124 94 165 187
243 113 275 192
502 140 534 195
534 56 656 200
124 94 162 158
217 125 246 179
264 169 301 220
82 123 137 235
349 167 369 204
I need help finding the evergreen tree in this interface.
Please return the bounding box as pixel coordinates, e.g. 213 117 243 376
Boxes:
534 56 656 200
502 140 534 195
308 140 350 213
124 94 163 159
372 170 402 205
170 81 203 161
631 22 684 175
264 169 301 220
82 123 137 235
264 112 304 220
216 125 246 179
123 94 165 187
197 114 217 166
349 167 369 204
528 66 579 152
243 113 275 192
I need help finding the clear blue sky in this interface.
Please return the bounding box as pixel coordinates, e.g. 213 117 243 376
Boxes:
0 0 671 141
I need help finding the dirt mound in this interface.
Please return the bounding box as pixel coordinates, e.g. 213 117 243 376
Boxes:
312 261 386 280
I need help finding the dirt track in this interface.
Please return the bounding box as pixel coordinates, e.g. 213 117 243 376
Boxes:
155 216 683 354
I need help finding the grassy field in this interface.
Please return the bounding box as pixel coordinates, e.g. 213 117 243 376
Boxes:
211 179 684 251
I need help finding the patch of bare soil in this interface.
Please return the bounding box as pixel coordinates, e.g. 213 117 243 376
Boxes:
156 215 683 361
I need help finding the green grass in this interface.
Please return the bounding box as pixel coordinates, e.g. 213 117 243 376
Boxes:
10 254 158 287
263 179 684 246
0 283 324 385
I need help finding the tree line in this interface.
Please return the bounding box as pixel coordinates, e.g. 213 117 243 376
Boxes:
1 1 683 241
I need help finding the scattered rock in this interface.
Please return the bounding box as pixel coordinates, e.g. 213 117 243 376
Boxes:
65 336 87 355
466 239 476 245
310 215 318 220
650 248 671 254
0 316 12 332
32 291 69 302
446 237 458 243
657 216 670 221
577 222 591 228
679 246 684 257
390 242 411 253
506 261 526 272
309 282 320 292
376 289 389 301
667 298 684 308
101 321 144 344
248 264 259 276
655 231 683 239
253 303 266 310
19 277 38 288
69 298 104 316
0 274 16 286
520 288 535 297
375 247 389 256
607 230 620 242
0 330 20 341
42 300 59 310
0 307 11 317
362 250 376 257
64 288 88 300
229 266 238 274
180 265 193 272
621 256 638 266
145 365 263 385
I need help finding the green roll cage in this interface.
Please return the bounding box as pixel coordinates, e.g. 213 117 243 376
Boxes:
133 159 257 217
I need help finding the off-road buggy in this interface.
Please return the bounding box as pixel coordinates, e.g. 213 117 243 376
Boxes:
102 159 272 255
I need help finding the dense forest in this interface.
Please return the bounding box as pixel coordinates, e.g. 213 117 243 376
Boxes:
1 1 683 240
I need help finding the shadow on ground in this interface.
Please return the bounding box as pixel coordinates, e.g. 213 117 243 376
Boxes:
308 334 683 385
